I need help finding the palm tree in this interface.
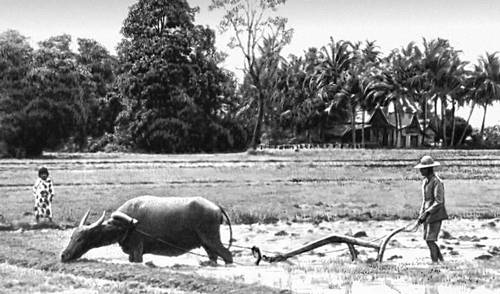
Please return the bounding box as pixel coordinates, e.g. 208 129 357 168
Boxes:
272 48 323 142
476 52 500 140
357 41 382 148
314 38 355 145
382 47 421 147
316 38 354 91
441 54 467 147
421 38 466 147
458 68 484 145
397 42 432 146
334 69 362 147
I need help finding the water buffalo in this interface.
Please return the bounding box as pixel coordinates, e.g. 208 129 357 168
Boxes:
60 196 233 265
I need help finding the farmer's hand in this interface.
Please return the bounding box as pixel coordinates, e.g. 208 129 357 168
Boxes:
418 212 428 224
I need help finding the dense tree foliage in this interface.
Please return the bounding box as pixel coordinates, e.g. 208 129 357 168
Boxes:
114 0 243 153
0 30 34 156
76 38 118 137
0 32 116 157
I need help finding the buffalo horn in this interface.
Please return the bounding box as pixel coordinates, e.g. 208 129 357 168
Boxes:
87 211 107 229
79 209 91 227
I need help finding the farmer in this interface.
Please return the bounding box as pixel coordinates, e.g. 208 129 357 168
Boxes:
414 155 448 263
33 166 55 223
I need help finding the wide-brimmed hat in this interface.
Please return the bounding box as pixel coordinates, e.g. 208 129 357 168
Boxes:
414 155 440 169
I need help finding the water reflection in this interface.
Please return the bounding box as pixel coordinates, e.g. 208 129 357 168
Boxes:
336 280 500 294
340 279 442 294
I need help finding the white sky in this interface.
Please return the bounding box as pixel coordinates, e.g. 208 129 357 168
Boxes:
0 0 499 128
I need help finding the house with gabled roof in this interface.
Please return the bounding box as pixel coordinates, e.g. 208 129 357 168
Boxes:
324 106 433 148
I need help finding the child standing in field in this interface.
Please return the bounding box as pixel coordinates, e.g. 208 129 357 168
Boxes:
33 167 55 223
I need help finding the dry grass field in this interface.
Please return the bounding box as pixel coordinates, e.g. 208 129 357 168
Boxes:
1 149 500 293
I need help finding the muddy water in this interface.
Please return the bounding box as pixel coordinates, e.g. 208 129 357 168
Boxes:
81 220 500 293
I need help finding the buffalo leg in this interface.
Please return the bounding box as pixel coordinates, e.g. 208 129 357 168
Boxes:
128 241 144 263
202 246 220 265
197 230 233 264
208 242 233 264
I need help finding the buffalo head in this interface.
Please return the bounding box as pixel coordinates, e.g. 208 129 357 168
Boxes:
60 210 106 262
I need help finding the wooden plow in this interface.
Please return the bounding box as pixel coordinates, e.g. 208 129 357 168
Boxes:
251 221 420 265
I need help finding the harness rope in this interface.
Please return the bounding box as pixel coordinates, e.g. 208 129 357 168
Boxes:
133 227 249 266
115 208 421 267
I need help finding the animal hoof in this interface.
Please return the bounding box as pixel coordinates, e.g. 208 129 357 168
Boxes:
200 260 218 267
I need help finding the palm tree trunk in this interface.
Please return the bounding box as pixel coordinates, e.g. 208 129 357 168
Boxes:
361 109 365 148
480 104 488 140
394 102 401 147
421 95 428 146
450 100 456 147
351 102 356 148
434 97 439 143
250 92 265 150
441 97 447 148
458 101 475 145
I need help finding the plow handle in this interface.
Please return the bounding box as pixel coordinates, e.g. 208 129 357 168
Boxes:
377 221 420 262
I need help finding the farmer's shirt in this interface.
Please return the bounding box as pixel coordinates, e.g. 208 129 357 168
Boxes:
420 174 448 223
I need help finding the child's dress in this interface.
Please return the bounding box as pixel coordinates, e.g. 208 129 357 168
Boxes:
33 177 54 219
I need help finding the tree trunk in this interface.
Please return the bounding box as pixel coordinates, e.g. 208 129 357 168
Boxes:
361 108 365 148
480 104 488 140
458 101 475 145
393 102 401 148
450 100 456 147
351 102 356 148
441 97 447 148
421 94 428 146
434 98 439 144
250 92 265 150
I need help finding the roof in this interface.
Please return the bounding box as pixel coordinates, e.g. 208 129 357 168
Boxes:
386 112 418 129
324 125 351 137
324 124 372 137
329 104 425 132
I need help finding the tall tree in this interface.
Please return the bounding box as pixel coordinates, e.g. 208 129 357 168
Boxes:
116 0 239 153
210 0 293 150
458 68 483 145
76 38 117 137
395 42 432 146
29 34 94 150
0 30 33 102
0 30 34 156
240 35 288 144
347 41 382 147
475 52 500 139
382 47 417 147
273 48 323 143
315 39 355 144
422 38 466 147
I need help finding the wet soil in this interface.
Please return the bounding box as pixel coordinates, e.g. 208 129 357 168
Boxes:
2 219 500 293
